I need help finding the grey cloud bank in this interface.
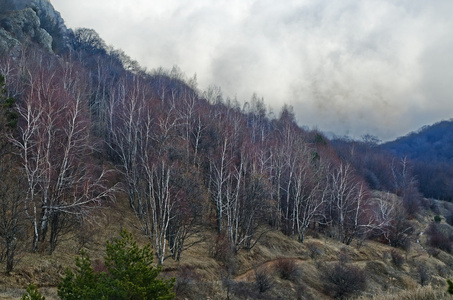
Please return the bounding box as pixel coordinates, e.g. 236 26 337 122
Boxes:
51 0 453 141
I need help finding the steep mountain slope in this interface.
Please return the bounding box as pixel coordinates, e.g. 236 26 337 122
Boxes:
1 1 453 299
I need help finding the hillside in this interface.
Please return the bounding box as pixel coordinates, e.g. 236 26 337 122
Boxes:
1 1 453 299
383 120 453 163
382 120 453 201
1 192 453 299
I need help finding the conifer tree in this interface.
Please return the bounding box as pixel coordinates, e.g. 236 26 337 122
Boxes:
58 230 175 300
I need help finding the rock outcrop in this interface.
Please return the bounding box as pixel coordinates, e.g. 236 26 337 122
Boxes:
0 0 69 54
1 8 52 52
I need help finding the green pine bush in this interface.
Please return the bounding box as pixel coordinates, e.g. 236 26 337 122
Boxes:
21 284 45 300
434 215 442 223
58 230 175 300
447 279 453 295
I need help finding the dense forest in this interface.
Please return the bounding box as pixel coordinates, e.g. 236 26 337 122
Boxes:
1 1 453 299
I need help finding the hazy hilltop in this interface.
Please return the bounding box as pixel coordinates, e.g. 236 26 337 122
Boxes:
1 1 453 299
382 120 453 201
383 119 453 163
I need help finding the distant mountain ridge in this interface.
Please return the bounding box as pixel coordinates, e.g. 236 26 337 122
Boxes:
382 119 453 201
383 119 453 163
3 3 453 299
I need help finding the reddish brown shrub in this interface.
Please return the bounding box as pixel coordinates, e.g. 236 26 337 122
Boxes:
390 250 405 268
254 268 273 293
175 265 200 296
426 223 452 253
322 263 366 299
275 258 300 281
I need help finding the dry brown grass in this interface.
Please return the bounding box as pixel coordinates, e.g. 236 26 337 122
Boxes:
0 195 142 299
359 285 448 300
3 193 453 299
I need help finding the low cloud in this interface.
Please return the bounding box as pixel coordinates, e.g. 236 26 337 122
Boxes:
52 0 453 140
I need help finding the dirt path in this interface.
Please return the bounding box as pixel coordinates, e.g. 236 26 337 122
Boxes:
234 257 307 281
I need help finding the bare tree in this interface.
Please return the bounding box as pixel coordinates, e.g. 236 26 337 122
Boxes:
134 109 188 264
0 156 24 273
141 160 174 265
12 56 117 253
268 111 302 234
225 143 261 252
108 73 206 264
107 75 151 212
371 192 413 247
175 90 205 168
244 93 268 143
293 159 329 242
327 163 369 245
208 123 235 235
206 105 272 251
167 163 206 261
233 151 271 251
391 157 421 216
0 73 24 272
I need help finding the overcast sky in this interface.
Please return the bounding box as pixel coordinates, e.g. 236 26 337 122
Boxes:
50 0 453 141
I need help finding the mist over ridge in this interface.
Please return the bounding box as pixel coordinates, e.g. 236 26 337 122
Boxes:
48 0 453 141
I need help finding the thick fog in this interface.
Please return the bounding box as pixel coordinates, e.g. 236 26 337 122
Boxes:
51 0 453 140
